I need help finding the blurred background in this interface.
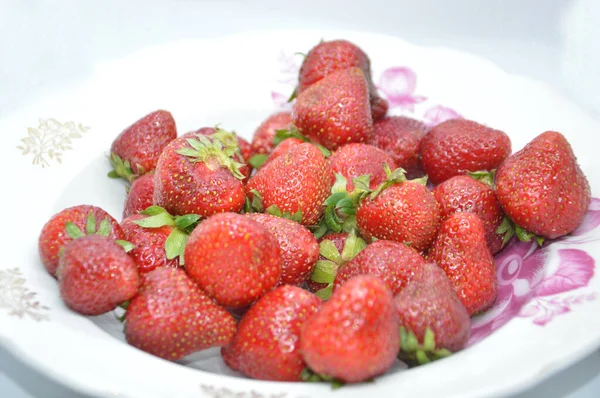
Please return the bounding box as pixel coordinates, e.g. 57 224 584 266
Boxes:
1 0 599 397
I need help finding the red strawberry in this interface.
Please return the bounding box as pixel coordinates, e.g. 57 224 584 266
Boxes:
184 212 281 308
39 205 125 276
306 232 366 295
125 267 236 361
222 285 321 381
300 275 400 383
419 119 511 185
194 126 253 163
123 172 155 219
246 143 333 226
256 137 304 170
433 174 504 254
251 111 293 155
154 130 247 217
395 262 471 364
495 131 591 239
356 170 441 252
57 235 139 315
246 213 319 286
427 212 498 315
334 240 425 295
368 116 428 177
297 39 388 121
293 67 374 150
329 143 397 191
109 110 177 182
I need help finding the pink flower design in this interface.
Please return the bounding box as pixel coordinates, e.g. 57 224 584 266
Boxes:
271 51 300 109
377 67 426 112
571 197 600 237
271 91 294 110
422 105 462 127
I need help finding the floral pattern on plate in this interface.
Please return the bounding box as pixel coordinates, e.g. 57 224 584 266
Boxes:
0 268 49 321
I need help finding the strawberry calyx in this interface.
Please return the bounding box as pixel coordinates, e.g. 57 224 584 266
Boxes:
64 210 117 243
176 130 246 180
398 327 452 367
273 126 331 158
244 190 303 222
248 153 268 169
311 230 366 300
369 164 411 200
320 173 371 235
496 216 545 247
133 205 201 265
468 169 496 188
108 152 140 184
300 368 345 389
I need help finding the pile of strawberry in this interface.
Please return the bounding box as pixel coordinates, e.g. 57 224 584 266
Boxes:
38 39 591 385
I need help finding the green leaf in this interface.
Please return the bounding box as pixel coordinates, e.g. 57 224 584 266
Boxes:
469 170 496 188
515 225 534 242
497 216 515 247
311 260 337 284
291 210 303 223
311 219 328 239
109 152 136 183
165 229 189 264
266 205 283 217
287 88 297 103
85 211 96 235
174 214 201 230
324 206 343 233
273 127 308 146
352 175 372 195
133 212 176 228
331 379 345 389
140 206 168 216
319 240 342 263
433 348 453 359
249 189 264 213
316 144 331 158
248 154 268 169
341 215 358 232
422 327 436 352
96 219 112 236
340 230 366 262
315 283 333 300
415 350 431 365
176 147 202 158
115 239 135 253
107 170 120 178
65 222 84 239
324 192 347 206
331 173 348 194
335 197 354 211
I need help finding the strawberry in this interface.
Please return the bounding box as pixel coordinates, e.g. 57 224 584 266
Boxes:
307 231 366 298
427 212 498 315
334 239 425 295
368 116 428 177
39 205 125 276
184 212 281 308
246 213 319 286
222 285 321 381
292 67 373 150
328 143 397 191
153 129 247 217
300 275 400 384
109 110 177 183
123 172 155 219
252 137 304 170
296 39 388 121
251 111 293 156
395 262 471 365
194 126 253 164
419 119 511 185
433 174 504 254
495 131 591 240
57 235 139 315
121 206 200 273
125 267 236 361
356 168 441 252
246 143 333 226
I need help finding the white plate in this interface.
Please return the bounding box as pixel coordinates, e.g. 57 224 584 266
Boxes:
1 29 600 398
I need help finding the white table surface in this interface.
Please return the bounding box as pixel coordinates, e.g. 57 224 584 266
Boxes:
1 1 599 397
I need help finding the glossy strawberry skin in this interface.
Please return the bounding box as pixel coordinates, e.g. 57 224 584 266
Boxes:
433 175 504 254
495 131 590 239
334 240 425 295
300 275 400 383
297 39 388 121
293 67 374 150
427 212 498 316
123 172 155 219
153 133 246 217
306 232 349 293
39 205 125 276
251 111 293 155
57 235 140 315
125 267 236 361
420 119 511 185
246 143 333 226
368 116 428 177
111 110 177 175
246 213 319 286
395 262 471 352
329 143 397 191
357 181 441 252
222 285 321 381
120 214 179 273
184 213 282 308
261 137 304 169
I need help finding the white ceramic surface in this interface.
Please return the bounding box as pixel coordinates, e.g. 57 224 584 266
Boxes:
1 30 600 398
